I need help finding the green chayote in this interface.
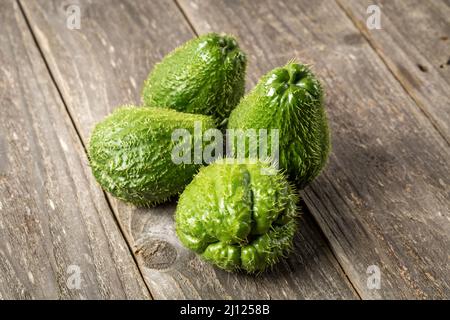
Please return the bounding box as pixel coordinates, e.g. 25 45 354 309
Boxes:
88 106 217 207
228 62 330 188
142 33 247 125
175 159 299 273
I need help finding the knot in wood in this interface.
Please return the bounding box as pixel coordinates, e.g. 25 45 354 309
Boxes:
135 239 177 270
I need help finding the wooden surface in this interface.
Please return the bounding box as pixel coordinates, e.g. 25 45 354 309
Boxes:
19 0 358 300
1 0 448 299
0 0 150 299
177 0 450 298
338 0 450 141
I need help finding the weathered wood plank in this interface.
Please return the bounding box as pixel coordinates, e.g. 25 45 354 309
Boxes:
337 0 450 141
0 0 150 299
178 0 450 299
20 0 358 299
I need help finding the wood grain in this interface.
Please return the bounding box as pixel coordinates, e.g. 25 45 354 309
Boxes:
0 0 150 299
19 0 358 299
337 0 450 141
177 0 450 299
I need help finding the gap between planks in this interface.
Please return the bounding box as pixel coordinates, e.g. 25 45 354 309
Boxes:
16 0 154 300
174 0 199 37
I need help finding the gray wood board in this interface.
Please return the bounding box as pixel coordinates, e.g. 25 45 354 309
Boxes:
19 0 359 299
0 0 150 299
338 0 450 141
177 0 450 299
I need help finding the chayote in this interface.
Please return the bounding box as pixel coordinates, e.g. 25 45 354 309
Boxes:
175 159 299 273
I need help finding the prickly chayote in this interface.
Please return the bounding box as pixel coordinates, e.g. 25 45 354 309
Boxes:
175 159 298 273
228 62 330 188
88 106 216 207
142 33 247 125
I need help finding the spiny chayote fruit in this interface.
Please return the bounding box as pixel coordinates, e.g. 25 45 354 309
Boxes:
175 159 298 273
142 33 247 125
227 62 330 188
88 106 216 207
